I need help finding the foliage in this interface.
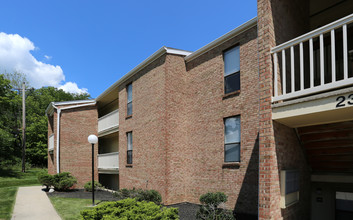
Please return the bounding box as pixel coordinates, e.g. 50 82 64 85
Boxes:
80 198 179 220
52 172 77 191
0 72 91 167
84 181 103 192
114 188 162 205
0 74 21 166
50 197 100 220
196 192 235 220
37 172 54 190
0 167 43 220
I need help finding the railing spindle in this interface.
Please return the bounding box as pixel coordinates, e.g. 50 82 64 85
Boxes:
274 53 278 97
331 29 336 82
291 46 295 92
300 42 304 90
310 38 314 88
320 34 325 85
282 50 286 95
343 24 348 79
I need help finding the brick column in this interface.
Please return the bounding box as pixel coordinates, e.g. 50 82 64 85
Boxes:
257 0 282 219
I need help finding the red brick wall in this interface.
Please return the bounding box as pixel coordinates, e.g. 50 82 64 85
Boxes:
47 105 98 188
118 55 169 201
185 26 259 214
118 26 259 216
257 0 311 219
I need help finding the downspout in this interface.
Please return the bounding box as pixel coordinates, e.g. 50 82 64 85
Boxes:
56 108 61 173
52 102 96 174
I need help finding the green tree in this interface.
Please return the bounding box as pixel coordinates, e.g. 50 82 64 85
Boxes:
25 87 90 167
0 74 21 165
1 72 91 167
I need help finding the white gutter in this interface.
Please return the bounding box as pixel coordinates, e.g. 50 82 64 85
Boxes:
52 102 96 173
185 17 257 62
96 47 192 102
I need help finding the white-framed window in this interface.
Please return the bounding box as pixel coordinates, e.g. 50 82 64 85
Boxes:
224 46 240 94
224 116 241 162
280 170 300 208
127 83 132 116
127 132 133 164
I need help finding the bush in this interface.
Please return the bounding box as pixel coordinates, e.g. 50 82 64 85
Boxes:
52 172 77 191
80 198 178 220
37 172 53 190
196 192 235 220
114 188 162 204
84 181 102 192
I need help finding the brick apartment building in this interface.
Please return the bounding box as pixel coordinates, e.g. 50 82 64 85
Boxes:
47 0 353 219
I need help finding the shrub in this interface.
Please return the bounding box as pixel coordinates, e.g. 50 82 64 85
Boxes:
37 172 53 190
196 192 235 220
84 181 102 192
114 188 162 204
52 172 77 191
80 198 178 220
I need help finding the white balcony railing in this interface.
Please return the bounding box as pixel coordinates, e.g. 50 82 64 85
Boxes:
272 13 353 103
98 109 119 134
97 152 119 170
48 134 54 152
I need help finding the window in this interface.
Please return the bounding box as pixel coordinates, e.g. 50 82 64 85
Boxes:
127 132 132 164
224 46 240 94
127 83 132 116
280 170 300 208
224 116 240 162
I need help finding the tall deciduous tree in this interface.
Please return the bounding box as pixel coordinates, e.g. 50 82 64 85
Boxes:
0 73 91 167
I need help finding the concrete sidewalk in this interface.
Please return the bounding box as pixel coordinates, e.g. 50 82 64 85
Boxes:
11 186 61 220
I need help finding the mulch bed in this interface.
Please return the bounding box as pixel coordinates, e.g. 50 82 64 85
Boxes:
47 189 200 219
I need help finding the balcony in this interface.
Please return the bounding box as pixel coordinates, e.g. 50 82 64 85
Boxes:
48 134 54 153
97 152 119 174
98 109 119 136
271 14 353 128
272 13 353 103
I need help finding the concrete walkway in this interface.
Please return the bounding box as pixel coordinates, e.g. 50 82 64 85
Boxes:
11 186 61 220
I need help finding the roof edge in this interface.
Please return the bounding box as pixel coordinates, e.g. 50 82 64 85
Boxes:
45 99 96 115
96 46 192 101
185 17 257 62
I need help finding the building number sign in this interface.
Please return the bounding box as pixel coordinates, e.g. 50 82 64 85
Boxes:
336 94 353 108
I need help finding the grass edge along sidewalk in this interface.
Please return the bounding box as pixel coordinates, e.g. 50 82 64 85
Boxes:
0 167 43 220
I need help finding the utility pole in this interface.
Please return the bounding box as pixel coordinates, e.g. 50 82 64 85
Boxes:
21 82 26 173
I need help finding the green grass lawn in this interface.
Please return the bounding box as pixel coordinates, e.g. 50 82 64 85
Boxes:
49 197 101 220
0 166 43 220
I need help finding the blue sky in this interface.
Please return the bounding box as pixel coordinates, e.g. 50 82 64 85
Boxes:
0 0 257 98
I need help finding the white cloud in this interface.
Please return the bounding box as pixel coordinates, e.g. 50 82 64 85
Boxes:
59 82 88 94
44 55 52 60
0 32 88 94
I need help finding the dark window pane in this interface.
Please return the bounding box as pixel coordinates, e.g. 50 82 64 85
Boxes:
225 73 240 94
127 102 132 116
224 143 240 162
127 150 133 164
285 170 299 194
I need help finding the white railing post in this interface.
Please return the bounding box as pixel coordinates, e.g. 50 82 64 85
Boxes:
274 53 278 97
300 42 304 90
291 46 295 93
343 24 348 79
331 30 336 82
310 38 314 88
320 34 325 85
282 50 286 95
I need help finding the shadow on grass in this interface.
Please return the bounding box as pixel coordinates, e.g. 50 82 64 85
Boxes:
0 167 20 178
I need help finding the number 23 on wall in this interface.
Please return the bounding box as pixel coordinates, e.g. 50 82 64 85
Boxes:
336 94 353 108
